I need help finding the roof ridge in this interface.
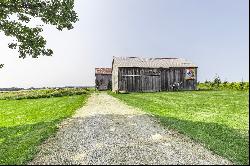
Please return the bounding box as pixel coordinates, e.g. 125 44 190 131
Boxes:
114 56 181 59
112 56 197 68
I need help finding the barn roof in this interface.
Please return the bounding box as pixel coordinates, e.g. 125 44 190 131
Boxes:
95 68 112 75
112 57 197 68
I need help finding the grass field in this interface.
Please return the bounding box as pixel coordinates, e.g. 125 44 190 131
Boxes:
0 93 89 165
111 90 249 165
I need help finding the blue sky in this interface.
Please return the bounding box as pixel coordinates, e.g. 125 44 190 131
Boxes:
0 0 249 88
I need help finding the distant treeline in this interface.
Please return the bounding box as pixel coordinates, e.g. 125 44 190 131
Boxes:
0 87 25 91
198 76 249 91
0 86 95 92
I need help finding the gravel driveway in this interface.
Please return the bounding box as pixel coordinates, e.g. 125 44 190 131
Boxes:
30 92 232 165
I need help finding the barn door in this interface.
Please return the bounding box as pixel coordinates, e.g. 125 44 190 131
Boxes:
141 75 161 92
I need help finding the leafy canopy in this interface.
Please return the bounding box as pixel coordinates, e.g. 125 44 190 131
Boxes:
0 0 78 68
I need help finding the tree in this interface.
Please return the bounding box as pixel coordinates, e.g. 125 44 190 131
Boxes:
211 74 221 88
213 74 221 84
0 0 78 67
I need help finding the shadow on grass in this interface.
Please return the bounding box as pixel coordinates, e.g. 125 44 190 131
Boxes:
0 119 62 165
1 114 248 165
154 115 249 165
22 114 235 165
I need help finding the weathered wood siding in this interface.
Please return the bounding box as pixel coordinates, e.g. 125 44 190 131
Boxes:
160 68 197 91
95 74 112 90
118 67 197 92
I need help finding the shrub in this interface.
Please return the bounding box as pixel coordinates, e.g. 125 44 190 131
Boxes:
198 82 249 91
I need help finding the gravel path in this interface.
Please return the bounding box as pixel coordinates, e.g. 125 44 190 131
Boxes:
30 92 232 165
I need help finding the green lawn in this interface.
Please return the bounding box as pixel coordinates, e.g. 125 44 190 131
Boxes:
111 90 249 165
0 95 88 165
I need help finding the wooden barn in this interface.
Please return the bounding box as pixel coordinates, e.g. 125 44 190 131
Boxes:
112 57 198 92
95 68 112 90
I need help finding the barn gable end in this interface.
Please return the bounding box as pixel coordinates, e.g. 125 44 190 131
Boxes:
95 68 112 90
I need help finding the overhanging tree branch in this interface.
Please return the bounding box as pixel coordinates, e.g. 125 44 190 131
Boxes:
0 0 78 64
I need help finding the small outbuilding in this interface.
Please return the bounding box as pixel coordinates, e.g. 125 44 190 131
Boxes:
95 68 112 90
112 57 198 92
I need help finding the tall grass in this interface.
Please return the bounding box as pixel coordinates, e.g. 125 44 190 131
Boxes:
0 88 92 100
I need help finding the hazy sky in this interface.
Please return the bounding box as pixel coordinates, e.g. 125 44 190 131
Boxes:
0 0 249 88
